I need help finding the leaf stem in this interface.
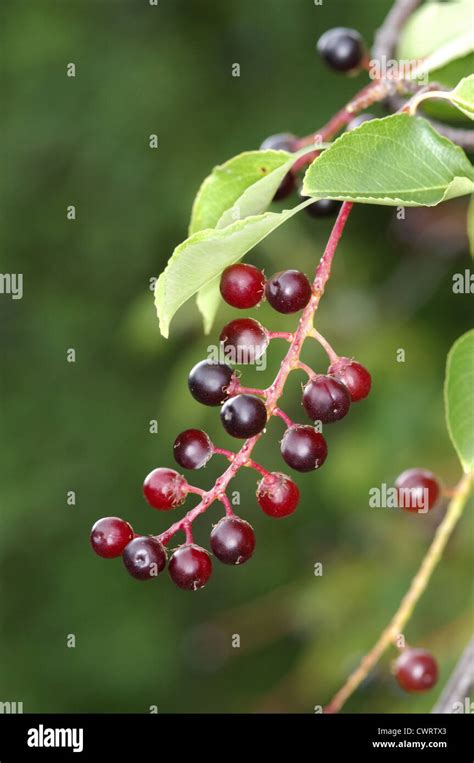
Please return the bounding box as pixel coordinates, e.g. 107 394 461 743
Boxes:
325 471 473 713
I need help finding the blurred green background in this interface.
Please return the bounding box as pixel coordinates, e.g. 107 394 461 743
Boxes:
2 0 472 714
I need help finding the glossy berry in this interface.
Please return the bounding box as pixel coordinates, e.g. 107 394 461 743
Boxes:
303 374 351 424
188 359 233 406
210 516 256 564
260 133 296 152
90 516 134 558
265 270 312 314
220 263 265 309
123 536 167 580
256 472 300 518
173 429 213 470
328 357 371 402
220 394 267 439
394 648 438 692
281 425 328 472
273 172 295 201
168 544 212 590
220 318 268 363
317 27 365 73
143 467 188 510
395 468 440 513
305 198 342 218
347 113 375 130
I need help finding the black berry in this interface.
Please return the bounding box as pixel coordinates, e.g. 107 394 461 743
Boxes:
210 516 256 564
317 27 365 73
273 172 295 201
328 357 371 402
220 263 265 309
394 648 438 692
395 468 440 513
256 472 300 517
188 359 233 406
265 270 312 313
143 467 188 510
90 517 134 558
281 425 328 472
123 536 167 580
302 374 351 424
304 198 342 218
220 394 267 439
168 544 213 590
220 318 268 364
260 133 296 152
173 429 213 470
347 113 375 130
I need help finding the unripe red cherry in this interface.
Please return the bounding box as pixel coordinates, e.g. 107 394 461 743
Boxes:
328 357 371 402
123 536 167 580
188 359 234 406
302 374 351 424
173 429 213 470
220 318 269 363
256 472 300 517
220 263 265 309
90 517 134 558
210 516 256 564
143 467 188 510
220 394 267 438
280 425 328 472
394 648 438 692
168 544 213 590
395 468 440 513
265 270 312 314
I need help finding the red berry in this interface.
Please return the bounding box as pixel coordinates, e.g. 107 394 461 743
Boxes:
220 263 265 309
90 517 134 558
143 467 188 510
168 544 213 591
265 270 312 314
220 394 267 439
302 374 351 424
328 357 371 402
256 472 300 517
280 425 328 472
394 648 438 692
123 536 167 580
188 359 233 406
395 468 440 513
317 27 365 73
220 318 268 364
210 516 256 564
173 429 213 470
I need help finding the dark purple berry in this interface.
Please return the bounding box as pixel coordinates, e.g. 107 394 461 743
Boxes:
256 472 300 518
317 27 365 73
394 648 438 692
273 172 295 201
347 113 375 130
173 429 213 470
265 270 312 313
328 357 371 402
395 468 440 513
304 198 342 218
188 359 233 406
220 263 265 309
90 517 134 558
302 374 351 424
259 133 297 152
220 394 267 439
281 425 328 472
210 516 255 565
122 536 167 580
168 544 212 591
220 318 268 364
143 467 188 510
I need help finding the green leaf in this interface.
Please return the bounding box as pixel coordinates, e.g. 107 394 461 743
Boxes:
447 75 474 120
302 114 474 206
155 198 312 337
445 330 474 473
189 150 292 235
192 146 315 333
467 195 474 259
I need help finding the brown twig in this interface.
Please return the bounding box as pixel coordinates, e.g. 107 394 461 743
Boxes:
432 637 474 714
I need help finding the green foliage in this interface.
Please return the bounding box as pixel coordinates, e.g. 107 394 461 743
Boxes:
443 75 474 120
445 330 474 473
